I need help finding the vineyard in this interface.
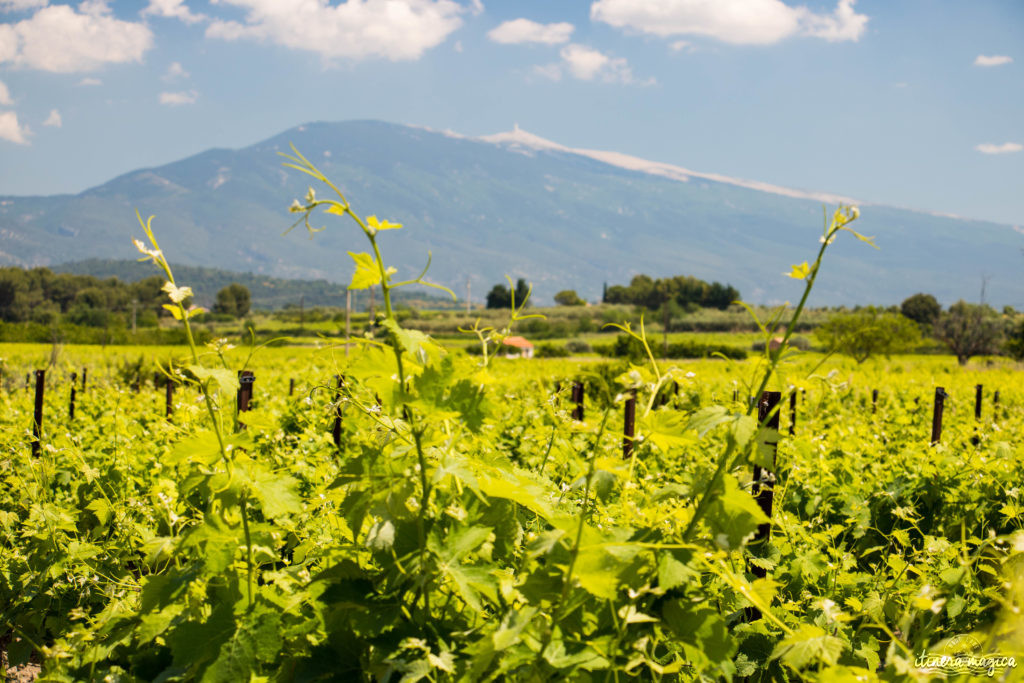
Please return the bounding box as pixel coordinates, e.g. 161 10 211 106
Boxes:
2 154 1023 682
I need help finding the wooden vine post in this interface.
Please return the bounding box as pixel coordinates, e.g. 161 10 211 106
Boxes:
236 370 255 430
746 390 781 621
788 390 797 436
332 375 345 447
571 381 584 421
69 372 77 421
930 387 946 445
622 389 636 459
31 369 45 457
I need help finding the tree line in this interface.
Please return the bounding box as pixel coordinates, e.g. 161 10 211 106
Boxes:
56 258 459 311
484 273 740 312
0 266 252 328
816 292 1024 365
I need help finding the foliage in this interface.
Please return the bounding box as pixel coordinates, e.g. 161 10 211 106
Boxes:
599 332 748 360
934 300 1003 365
565 339 591 354
0 266 169 326
7 169 1024 683
55 258 460 311
814 307 921 363
534 342 570 358
486 278 531 310
604 273 739 311
553 289 585 306
901 292 942 328
213 283 252 318
1003 317 1024 360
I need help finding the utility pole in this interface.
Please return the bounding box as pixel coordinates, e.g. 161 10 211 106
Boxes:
466 276 471 315
131 299 137 335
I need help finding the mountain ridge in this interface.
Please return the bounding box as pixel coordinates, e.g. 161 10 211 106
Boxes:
1 119 1020 306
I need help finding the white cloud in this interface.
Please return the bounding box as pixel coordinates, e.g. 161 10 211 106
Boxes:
0 80 11 105
43 108 60 126
562 43 617 80
974 54 1013 67
536 44 645 85
205 0 465 62
163 61 189 80
0 24 16 62
488 18 573 45
670 39 694 52
590 0 867 45
975 142 1022 155
142 0 206 24
0 0 47 11
801 0 867 42
78 76 102 85
468 0 482 15
159 89 198 105
0 2 152 72
0 110 30 144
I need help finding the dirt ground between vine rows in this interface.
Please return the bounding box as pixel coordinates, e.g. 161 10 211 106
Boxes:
2 648 40 682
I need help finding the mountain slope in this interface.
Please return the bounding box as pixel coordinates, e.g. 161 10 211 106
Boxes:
1 119 1020 306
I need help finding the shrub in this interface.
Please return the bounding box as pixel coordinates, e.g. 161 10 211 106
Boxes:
815 308 921 363
535 343 569 358
601 334 746 360
565 339 592 354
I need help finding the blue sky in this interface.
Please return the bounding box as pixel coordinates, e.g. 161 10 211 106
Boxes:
0 0 1020 226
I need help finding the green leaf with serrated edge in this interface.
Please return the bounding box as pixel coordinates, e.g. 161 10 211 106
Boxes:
203 604 283 682
853 635 881 671
180 514 238 573
662 602 736 667
136 603 185 644
685 406 757 448
706 473 769 550
242 460 302 518
139 566 201 614
686 406 733 436
347 251 380 289
189 365 238 396
573 543 643 600
86 498 113 526
770 624 845 669
658 551 698 591
492 607 539 651
641 409 695 451
167 430 221 466
475 463 556 521
381 317 441 362
443 563 494 612
429 524 492 563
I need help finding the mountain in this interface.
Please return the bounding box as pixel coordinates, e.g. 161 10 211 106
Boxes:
2 119 1021 306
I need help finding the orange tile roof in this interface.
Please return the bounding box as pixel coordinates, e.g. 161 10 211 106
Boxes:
502 336 534 349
